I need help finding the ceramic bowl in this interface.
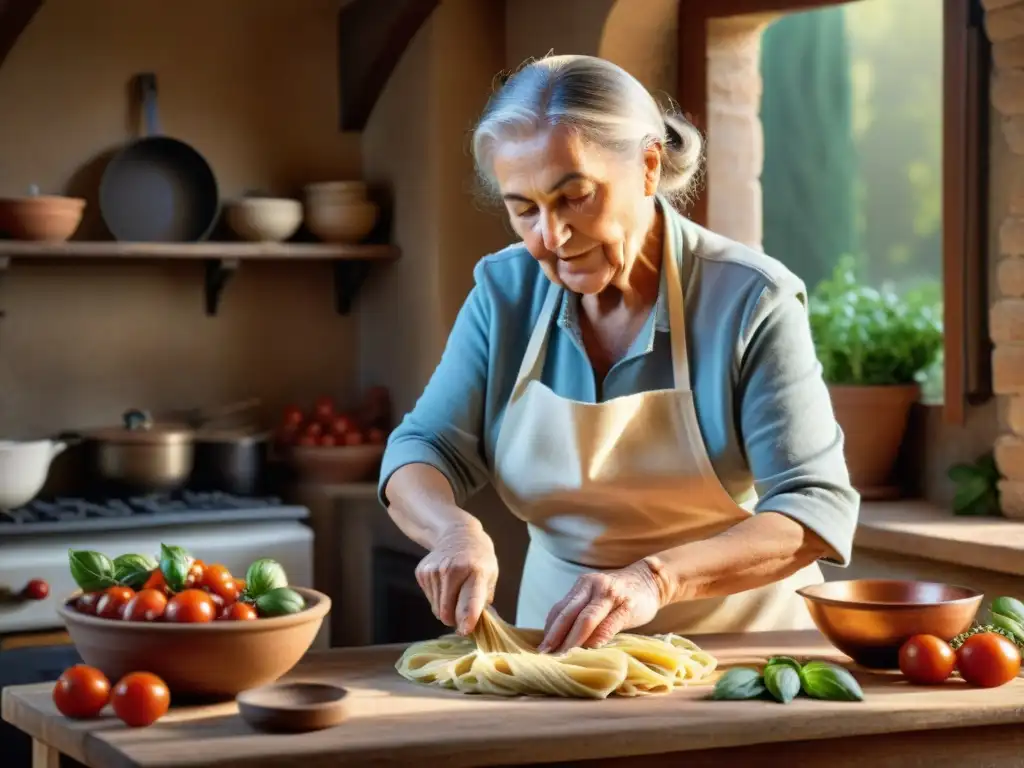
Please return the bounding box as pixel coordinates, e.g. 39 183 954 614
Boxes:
303 182 378 244
287 443 384 485
225 198 303 243
0 195 86 241
58 587 330 699
237 682 350 732
797 579 983 669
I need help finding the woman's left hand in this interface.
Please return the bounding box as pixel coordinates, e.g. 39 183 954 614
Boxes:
537 560 666 653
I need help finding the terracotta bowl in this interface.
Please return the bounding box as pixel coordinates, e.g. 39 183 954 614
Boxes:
225 198 303 243
0 195 86 241
798 579 983 669
288 443 384 485
58 587 330 699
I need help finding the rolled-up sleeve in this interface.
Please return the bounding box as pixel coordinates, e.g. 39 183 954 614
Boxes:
377 262 493 509
737 280 860 566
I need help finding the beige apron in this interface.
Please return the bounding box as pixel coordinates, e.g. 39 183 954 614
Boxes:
492 221 823 635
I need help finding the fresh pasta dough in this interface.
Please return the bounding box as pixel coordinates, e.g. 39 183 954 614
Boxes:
395 610 718 699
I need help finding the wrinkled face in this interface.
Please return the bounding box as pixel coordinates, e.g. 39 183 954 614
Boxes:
491 125 660 295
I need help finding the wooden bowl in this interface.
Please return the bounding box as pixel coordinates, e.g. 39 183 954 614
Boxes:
237 682 350 732
797 579 983 669
288 443 384 485
58 587 330 699
0 195 85 241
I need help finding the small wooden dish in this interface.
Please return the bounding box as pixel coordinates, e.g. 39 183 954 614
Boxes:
236 682 350 733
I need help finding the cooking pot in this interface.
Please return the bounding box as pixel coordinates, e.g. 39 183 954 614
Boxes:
190 429 269 496
0 439 67 509
75 409 194 494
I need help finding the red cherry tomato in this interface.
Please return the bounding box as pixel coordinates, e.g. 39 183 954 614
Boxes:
142 569 169 594
898 635 956 685
111 672 170 728
297 434 318 447
957 632 1022 688
96 586 136 620
165 589 216 623
53 665 111 719
122 589 168 622
330 414 357 436
75 592 101 615
367 427 387 445
320 433 338 447
313 396 336 422
220 602 258 621
201 564 240 603
22 578 50 601
344 430 365 446
281 405 305 427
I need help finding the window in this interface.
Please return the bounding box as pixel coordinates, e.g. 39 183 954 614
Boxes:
677 0 989 424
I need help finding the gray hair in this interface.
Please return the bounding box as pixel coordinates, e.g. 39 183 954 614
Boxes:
472 54 704 206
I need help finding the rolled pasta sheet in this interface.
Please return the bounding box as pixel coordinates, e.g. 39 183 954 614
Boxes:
395 610 718 700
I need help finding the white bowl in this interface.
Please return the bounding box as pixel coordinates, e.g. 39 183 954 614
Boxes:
0 439 66 509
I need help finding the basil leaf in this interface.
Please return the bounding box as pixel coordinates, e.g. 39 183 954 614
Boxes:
764 663 801 704
159 544 192 593
991 596 1024 627
245 558 288 598
113 553 158 589
799 660 864 702
68 549 117 592
765 656 803 673
255 587 305 617
711 667 766 700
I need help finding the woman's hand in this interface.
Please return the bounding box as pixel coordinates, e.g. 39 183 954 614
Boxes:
537 560 667 653
415 521 499 636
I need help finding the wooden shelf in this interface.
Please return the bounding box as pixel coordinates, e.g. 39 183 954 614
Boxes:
0 240 400 316
0 240 398 260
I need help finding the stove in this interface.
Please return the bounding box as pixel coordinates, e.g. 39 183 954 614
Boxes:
2 491 307 535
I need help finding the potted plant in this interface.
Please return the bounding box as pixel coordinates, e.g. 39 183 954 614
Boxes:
808 256 943 499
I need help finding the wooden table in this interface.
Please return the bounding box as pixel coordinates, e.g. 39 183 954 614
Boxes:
4 630 1024 768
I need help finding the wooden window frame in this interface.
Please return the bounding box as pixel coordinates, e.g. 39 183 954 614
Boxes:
677 0 990 425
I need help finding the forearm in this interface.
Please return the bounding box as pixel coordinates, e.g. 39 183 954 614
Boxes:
384 463 484 550
644 512 828 605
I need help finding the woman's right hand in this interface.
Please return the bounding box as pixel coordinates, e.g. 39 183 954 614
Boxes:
415 521 498 636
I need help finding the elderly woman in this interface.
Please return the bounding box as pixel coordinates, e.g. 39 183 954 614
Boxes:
378 54 859 654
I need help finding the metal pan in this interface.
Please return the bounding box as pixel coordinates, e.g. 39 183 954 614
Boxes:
99 73 220 242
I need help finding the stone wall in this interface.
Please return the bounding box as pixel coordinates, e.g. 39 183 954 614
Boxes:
986 0 1024 517
705 15 776 249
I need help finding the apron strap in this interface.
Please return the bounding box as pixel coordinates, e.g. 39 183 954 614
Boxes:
663 219 692 392
509 280 561 403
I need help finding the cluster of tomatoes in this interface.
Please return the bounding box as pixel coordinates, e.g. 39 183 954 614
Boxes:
54 666 169 728
275 392 390 449
74 561 256 623
898 632 1021 688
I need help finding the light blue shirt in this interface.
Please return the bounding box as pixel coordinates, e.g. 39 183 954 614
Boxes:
379 202 860 566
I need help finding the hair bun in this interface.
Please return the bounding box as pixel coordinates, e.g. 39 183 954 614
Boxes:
664 120 682 148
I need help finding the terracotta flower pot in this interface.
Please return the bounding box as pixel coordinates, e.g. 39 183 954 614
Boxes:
828 383 920 499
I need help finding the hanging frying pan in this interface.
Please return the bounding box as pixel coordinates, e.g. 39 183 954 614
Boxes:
99 73 220 242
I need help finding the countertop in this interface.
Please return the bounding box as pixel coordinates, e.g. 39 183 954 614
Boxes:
5 630 1024 767
856 500 1024 576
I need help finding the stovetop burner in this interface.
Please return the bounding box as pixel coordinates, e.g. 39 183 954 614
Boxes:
0 491 308 536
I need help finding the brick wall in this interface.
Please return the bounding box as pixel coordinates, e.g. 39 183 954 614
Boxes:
987 0 1024 516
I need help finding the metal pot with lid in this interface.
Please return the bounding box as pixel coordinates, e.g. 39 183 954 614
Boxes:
80 408 195 493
